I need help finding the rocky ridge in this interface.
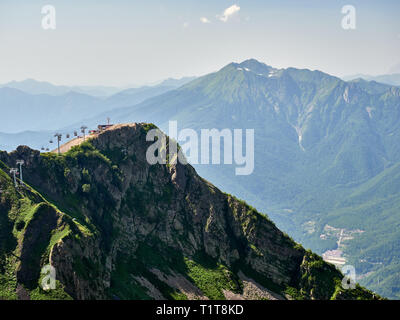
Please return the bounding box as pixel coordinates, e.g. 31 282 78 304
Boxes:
0 123 380 300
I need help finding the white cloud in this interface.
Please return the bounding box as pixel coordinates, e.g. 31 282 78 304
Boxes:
218 4 240 22
200 17 211 24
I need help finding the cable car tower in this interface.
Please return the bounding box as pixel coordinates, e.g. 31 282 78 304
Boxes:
54 133 62 155
9 168 18 188
16 160 25 185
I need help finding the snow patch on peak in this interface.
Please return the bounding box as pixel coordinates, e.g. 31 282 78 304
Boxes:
268 70 278 78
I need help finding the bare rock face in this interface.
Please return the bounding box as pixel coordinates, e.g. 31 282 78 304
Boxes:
0 123 380 300
50 232 108 300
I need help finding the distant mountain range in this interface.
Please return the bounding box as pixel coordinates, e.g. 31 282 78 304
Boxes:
0 77 196 97
0 76 196 149
343 73 400 87
0 88 102 133
0 131 52 152
1 60 400 298
0 79 123 97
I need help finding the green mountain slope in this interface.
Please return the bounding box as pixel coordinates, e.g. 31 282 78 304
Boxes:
77 59 400 299
318 163 400 299
0 124 379 300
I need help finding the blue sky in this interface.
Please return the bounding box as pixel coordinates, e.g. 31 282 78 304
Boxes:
0 0 399 86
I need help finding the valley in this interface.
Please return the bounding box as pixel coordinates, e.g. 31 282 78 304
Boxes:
1 59 400 299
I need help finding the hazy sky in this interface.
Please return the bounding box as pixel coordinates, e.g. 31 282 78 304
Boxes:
0 0 399 86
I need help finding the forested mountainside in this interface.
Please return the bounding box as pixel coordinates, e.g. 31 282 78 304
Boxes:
79 59 400 299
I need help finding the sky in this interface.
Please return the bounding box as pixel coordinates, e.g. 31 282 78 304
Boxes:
0 0 399 86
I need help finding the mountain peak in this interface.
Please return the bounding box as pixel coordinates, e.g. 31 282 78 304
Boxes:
238 59 274 73
239 58 271 67
220 59 273 73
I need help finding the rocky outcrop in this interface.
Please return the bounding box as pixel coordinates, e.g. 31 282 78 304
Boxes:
0 123 380 300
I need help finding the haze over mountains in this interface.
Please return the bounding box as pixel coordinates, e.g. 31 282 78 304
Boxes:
0 77 196 149
1 59 400 299
343 74 400 87
0 79 123 97
0 77 197 98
